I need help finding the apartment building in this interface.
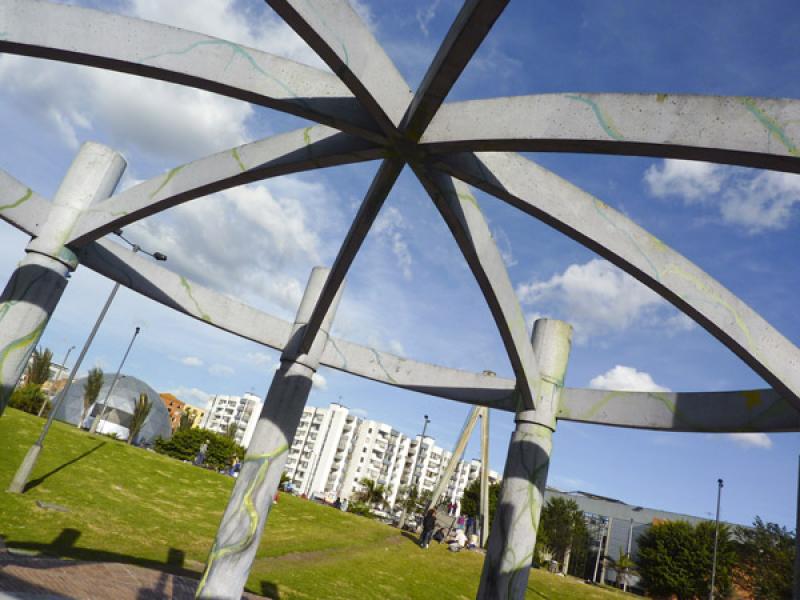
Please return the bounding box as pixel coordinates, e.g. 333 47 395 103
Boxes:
281 402 498 511
201 393 262 447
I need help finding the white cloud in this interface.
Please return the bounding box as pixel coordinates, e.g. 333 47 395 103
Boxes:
209 364 235 377
720 170 800 232
244 352 273 367
517 259 679 342
388 339 406 357
416 0 442 36
311 372 327 390
374 206 413 280
589 365 670 392
644 159 724 201
726 432 772 449
493 226 517 268
644 160 800 232
180 356 204 367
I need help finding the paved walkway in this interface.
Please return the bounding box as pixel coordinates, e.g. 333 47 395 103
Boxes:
0 552 270 600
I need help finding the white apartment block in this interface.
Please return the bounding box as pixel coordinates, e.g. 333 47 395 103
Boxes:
201 393 262 447
280 402 499 511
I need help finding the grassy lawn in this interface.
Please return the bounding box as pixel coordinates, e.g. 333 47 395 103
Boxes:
0 409 632 599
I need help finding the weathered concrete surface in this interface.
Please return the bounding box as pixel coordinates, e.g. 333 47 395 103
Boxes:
267 0 412 133
478 319 572 600
0 0 380 140
298 158 404 354
422 94 800 173
0 143 124 416
414 167 540 409
69 127 382 245
0 171 51 236
437 151 800 413
401 0 509 140
559 387 800 432
197 267 343 600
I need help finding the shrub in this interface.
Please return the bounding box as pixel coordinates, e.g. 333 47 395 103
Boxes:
347 501 374 518
154 427 244 469
10 383 49 416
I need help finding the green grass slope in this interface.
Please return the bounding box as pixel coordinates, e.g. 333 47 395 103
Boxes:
0 409 630 599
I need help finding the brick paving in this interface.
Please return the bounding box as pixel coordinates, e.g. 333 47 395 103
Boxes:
0 552 270 600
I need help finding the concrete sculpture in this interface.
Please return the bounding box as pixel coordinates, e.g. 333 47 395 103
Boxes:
1 1 799 598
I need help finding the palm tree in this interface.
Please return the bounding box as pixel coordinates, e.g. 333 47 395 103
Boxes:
607 548 636 589
178 408 195 431
355 478 386 507
225 421 237 440
27 347 53 417
26 347 53 385
127 393 151 445
80 368 104 428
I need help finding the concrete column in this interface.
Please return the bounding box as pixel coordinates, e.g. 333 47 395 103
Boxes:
196 267 343 600
477 319 572 600
0 143 125 416
480 407 490 547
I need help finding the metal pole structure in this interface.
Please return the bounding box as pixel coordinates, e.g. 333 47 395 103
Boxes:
38 344 75 417
399 413 430 530
196 266 344 600
8 283 119 493
709 478 724 600
479 407 490 547
426 406 481 513
0 143 125 417
600 516 613 584
592 518 605 583
89 326 141 435
623 517 634 592
477 319 572 600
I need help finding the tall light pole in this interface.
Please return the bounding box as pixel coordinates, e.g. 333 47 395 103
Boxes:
709 478 724 600
398 413 430 529
7 233 165 493
89 326 140 434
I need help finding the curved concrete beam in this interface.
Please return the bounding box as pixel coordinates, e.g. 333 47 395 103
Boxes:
68 126 382 246
422 94 800 173
559 387 800 432
267 0 412 133
436 151 800 411
0 0 380 141
400 0 509 140
0 171 51 236
413 166 540 410
298 158 404 354
81 238 294 351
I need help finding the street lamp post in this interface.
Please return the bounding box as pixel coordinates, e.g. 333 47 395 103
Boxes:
7 233 164 493
89 326 141 435
398 414 430 530
709 478 724 600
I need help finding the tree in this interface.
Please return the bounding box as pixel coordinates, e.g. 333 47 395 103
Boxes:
225 421 237 440
26 347 53 385
637 520 734 600
127 393 152 444
178 408 195 431
735 517 795 599
459 477 501 523
80 368 104 428
154 428 244 469
9 383 49 416
606 548 637 589
536 497 588 573
355 478 386 507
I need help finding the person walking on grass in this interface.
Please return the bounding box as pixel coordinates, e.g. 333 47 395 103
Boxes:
420 508 437 549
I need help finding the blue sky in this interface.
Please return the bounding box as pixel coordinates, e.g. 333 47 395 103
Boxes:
1 0 799 528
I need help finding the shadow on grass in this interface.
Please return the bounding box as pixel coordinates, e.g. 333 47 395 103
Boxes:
526 584 553 600
24 442 106 492
4 527 198 580
399 531 422 546
261 580 280 599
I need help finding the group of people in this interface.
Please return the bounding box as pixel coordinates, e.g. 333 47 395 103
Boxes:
332 497 349 512
419 508 481 552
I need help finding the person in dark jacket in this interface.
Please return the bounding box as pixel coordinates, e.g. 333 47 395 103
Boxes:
420 509 437 548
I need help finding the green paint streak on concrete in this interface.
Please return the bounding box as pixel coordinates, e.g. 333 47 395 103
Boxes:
370 348 396 383
0 321 45 382
140 39 303 101
231 148 246 172
303 127 313 147
565 95 624 140
149 166 184 200
179 276 212 323
196 444 288 596
328 338 348 370
656 93 669 103
302 0 349 67
740 97 800 157
0 188 32 212
591 197 661 282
